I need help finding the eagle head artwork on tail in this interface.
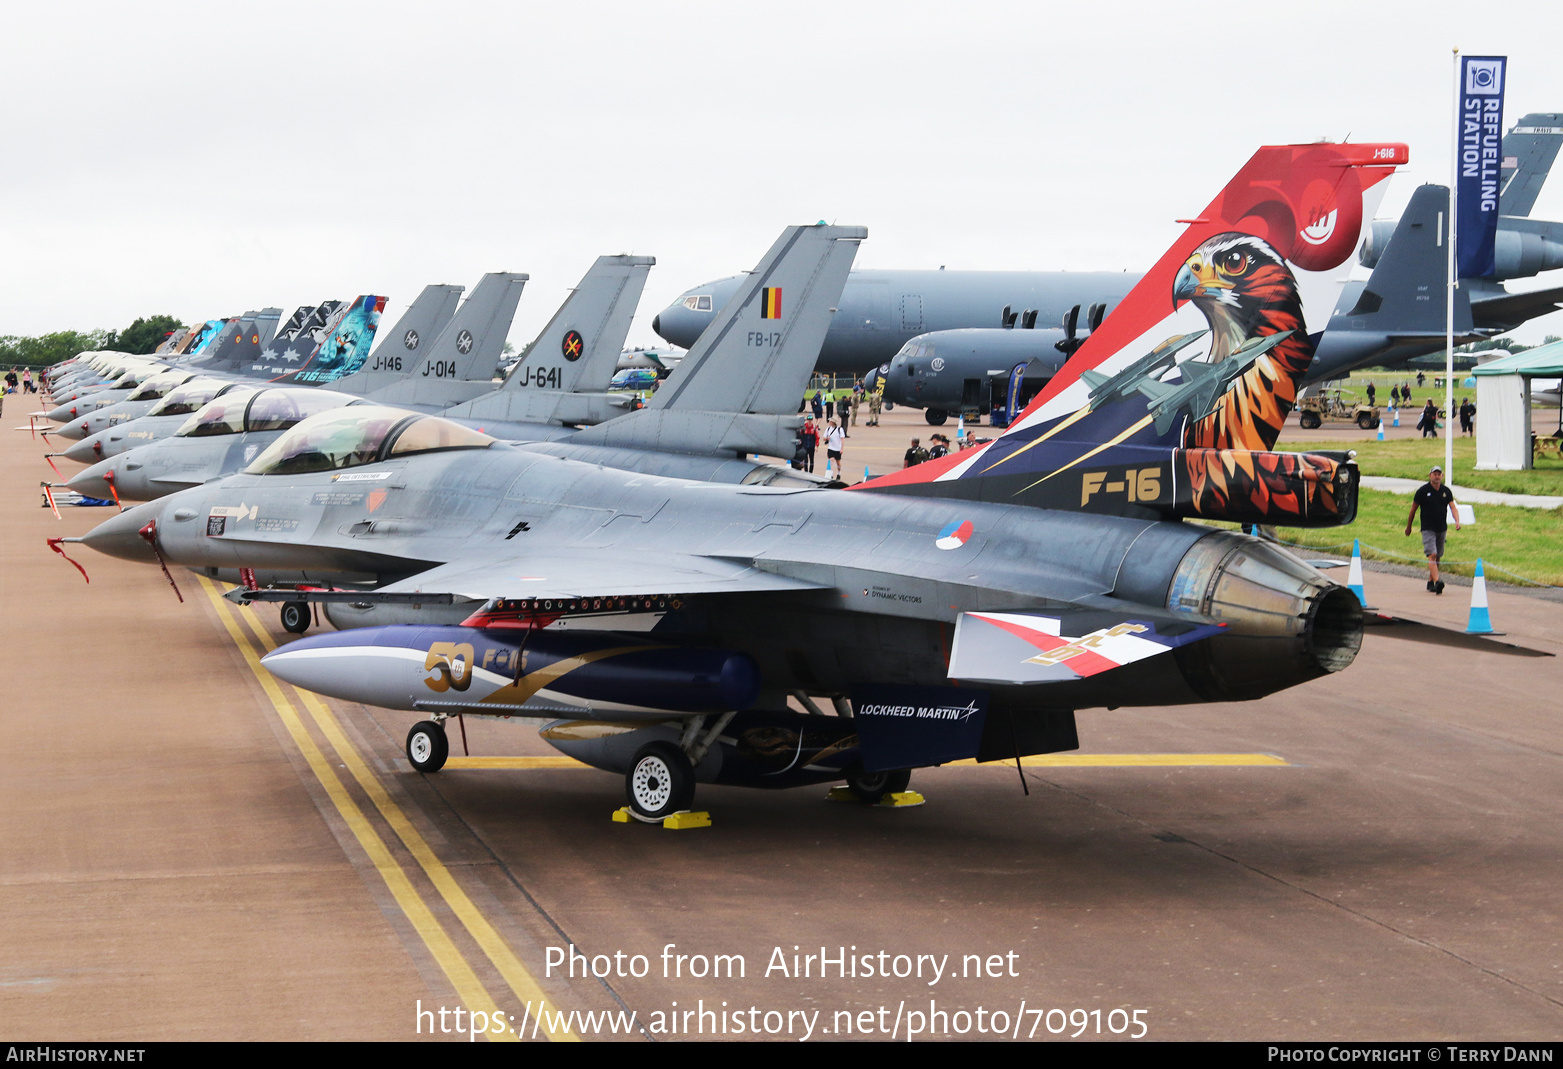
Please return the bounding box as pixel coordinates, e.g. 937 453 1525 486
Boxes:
1171 232 1312 453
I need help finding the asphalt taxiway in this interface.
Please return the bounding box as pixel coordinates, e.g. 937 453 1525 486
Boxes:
4 399 1561 1041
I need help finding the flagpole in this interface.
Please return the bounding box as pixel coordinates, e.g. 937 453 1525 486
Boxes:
1447 47 1459 481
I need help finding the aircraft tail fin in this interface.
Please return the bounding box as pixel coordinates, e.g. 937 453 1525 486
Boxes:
566 225 865 457
264 296 388 385
352 273 527 406
321 283 464 393
1333 184 1474 337
442 256 654 425
858 143 1408 528
248 307 284 350
1500 112 1563 218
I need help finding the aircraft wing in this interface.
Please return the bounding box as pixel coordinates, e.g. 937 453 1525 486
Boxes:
947 608 1225 685
376 548 828 602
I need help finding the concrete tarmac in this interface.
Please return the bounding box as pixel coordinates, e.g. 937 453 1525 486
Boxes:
6 393 1562 1041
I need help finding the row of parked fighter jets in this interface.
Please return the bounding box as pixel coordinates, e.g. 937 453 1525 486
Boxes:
30 140 1553 824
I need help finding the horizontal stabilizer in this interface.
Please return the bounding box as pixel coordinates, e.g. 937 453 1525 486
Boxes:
948 609 1225 685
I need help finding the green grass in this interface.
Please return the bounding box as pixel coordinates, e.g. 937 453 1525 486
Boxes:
1286 436 1563 497
1202 488 1563 586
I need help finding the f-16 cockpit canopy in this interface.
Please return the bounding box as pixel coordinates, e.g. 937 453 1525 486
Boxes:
146 379 241 418
125 369 195 402
173 387 358 439
243 407 495 476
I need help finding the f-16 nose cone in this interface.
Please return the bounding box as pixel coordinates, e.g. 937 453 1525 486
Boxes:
62 435 105 464
67 458 118 499
80 499 165 563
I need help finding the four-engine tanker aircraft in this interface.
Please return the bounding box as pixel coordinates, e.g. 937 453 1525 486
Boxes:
67 145 1459 823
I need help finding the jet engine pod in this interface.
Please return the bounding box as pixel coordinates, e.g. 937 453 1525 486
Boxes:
261 625 761 719
1164 532 1362 701
540 709 862 789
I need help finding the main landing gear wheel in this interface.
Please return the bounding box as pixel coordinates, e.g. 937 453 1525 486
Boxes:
280 600 310 634
844 764 912 804
626 742 695 820
924 408 948 426
406 721 448 772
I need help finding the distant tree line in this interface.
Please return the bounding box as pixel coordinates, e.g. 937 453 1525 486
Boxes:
0 315 185 367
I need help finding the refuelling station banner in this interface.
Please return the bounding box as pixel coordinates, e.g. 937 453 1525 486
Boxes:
1457 55 1507 279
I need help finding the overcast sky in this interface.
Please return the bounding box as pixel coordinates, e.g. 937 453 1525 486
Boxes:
4 1 1562 348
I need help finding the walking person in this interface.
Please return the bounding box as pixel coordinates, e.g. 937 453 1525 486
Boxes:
800 418 819 473
811 391 824 421
22 368 35 394
825 418 844 476
903 438 928 468
1417 399 1439 438
868 390 882 426
1366 381 1376 407
1404 466 1461 594
1459 397 1475 437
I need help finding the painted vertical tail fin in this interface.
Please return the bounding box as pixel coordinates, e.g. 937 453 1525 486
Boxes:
320 283 464 393
441 255 654 426
267 296 388 385
861 143 1407 527
566 224 865 457
1500 112 1563 218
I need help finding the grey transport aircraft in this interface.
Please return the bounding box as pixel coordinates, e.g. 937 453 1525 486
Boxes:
67 147 1542 823
655 113 1563 381
880 183 1485 424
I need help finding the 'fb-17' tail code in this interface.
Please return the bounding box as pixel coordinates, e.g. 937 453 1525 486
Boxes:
858 142 1406 529
761 287 782 319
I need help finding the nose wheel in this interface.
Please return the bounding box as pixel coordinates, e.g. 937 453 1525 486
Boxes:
844 764 912 804
626 742 695 820
280 600 311 634
407 721 449 772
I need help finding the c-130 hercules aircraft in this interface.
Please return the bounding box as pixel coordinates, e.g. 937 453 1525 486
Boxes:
74 143 1494 823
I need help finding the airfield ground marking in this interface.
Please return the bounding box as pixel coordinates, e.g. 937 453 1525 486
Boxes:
228 595 577 1043
192 577 518 1041
948 753 1290 767
440 754 1288 769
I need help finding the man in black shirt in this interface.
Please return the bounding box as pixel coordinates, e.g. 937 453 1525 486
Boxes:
1404 465 1461 593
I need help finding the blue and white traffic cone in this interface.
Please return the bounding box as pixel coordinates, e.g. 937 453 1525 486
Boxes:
1376 419 1385 441
957 414 965 437
863 464 871 482
1347 539 1368 607
1466 559 1496 634
1393 407 1400 427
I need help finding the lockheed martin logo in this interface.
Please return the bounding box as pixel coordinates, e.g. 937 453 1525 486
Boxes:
456 329 474 355
404 329 420 350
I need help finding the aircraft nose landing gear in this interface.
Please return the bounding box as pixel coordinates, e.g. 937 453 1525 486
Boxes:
407 720 449 772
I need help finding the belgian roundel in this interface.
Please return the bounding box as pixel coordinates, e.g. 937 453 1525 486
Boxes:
561 330 584 362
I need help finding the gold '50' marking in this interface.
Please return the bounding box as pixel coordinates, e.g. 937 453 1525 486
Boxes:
1081 467 1161 506
1025 623 1148 666
424 642 476 692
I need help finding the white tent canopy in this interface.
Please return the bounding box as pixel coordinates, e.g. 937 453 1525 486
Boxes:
1471 342 1563 471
